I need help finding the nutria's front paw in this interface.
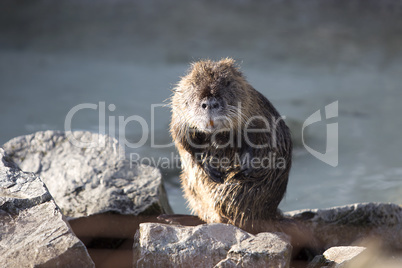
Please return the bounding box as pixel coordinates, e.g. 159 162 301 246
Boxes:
240 163 253 177
238 150 254 177
203 162 225 183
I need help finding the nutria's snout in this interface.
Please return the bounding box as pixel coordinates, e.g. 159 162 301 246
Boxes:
200 97 222 111
197 97 228 132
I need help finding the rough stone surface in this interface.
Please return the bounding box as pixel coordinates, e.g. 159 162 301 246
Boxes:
3 131 172 218
287 203 402 250
216 232 292 268
0 148 94 268
324 246 366 265
133 222 292 268
342 246 402 268
308 246 366 268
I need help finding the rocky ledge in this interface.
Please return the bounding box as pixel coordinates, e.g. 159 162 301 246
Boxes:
0 148 94 267
287 202 402 250
1 131 402 267
134 223 292 267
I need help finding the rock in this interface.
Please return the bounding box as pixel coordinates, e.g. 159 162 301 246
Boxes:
0 148 94 268
308 246 366 268
133 222 292 268
309 245 402 268
287 203 402 250
134 223 250 267
3 131 173 218
342 245 402 268
216 232 292 268
323 246 366 266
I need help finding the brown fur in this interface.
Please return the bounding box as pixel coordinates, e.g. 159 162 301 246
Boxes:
170 58 292 232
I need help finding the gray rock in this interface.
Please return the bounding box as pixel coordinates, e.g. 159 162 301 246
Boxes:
308 246 366 268
0 148 94 268
324 246 366 267
216 232 292 268
287 203 402 250
133 222 292 268
3 131 172 218
134 223 249 267
341 245 402 268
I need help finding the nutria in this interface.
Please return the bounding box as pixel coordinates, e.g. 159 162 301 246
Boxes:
170 58 292 233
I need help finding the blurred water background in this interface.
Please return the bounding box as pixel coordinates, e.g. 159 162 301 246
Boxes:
1 0 402 214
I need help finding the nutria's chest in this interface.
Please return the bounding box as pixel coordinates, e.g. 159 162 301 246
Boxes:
181 130 257 184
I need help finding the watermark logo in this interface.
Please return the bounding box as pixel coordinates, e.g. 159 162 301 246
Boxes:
302 101 338 167
64 100 339 168
64 101 282 152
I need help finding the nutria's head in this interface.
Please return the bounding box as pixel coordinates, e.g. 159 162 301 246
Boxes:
171 58 252 134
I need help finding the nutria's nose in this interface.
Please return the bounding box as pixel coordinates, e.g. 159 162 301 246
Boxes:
201 99 220 110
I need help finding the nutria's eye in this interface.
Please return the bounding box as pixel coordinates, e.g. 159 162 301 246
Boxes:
226 81 231 87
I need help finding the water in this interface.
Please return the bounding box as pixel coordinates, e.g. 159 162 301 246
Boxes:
1 0 402 215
